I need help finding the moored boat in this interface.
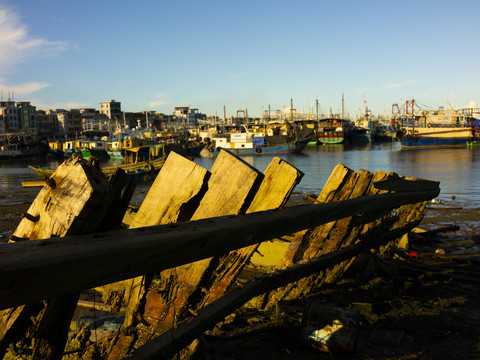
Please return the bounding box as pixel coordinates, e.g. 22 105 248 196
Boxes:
398 103 480 149
29 145 167 179
0 139 48 160
316 118 351 144
210 131 310 155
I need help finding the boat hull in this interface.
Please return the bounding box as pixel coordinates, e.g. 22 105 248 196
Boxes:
401 136 471 149
400 127 474 149
317 133 345 144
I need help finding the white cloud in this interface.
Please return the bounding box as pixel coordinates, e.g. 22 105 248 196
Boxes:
149 100 170 108
148 93 172 108
0 77 50 97
0 6 69 72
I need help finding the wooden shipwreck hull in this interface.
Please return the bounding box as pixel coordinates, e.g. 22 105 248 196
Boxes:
0 150 440 360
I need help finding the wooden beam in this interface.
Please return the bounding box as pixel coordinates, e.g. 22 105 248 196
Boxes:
0 188 439 310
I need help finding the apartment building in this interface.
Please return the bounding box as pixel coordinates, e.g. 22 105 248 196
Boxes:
99 99 122 120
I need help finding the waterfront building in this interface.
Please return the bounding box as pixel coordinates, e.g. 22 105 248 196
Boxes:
16 102 37 135
0 100 37 134
37 110 57 137
99 99 122 121
56 109 83 137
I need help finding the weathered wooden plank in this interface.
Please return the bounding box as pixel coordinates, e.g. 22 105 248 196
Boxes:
0 188 440 311
130 151 210 227
191 149 264 220
12 156 114 240
316 163 352 203
102 152 210 313
247 157 304 212
374 174 440 192
0 156 116 360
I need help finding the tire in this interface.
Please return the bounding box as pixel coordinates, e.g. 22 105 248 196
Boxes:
255 147 262 153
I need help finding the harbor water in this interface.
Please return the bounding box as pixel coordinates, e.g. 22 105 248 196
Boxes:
1 142 480 210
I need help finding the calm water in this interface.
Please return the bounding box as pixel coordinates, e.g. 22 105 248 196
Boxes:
1 142 480 209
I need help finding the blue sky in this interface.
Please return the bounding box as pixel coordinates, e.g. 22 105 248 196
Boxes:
1 0 479 118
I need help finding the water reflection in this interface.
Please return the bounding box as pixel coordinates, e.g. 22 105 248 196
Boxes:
1 146 480 209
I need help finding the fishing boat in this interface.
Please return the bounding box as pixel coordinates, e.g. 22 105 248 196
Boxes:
29 146 166 179
76 139 110 160
316 118 351 144
0 138 48 160
210 129 310 155
48 139 65 156
398 103 480 149
164 140 207 157
350 126 372 143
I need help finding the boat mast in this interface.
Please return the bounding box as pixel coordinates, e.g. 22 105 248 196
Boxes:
290 98 294 122
342 92 344 119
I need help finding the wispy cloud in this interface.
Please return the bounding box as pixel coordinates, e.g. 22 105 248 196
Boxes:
0 77 50 96
149 93 171 108
29 99 93 110
0 6 70 72
383 79 421 89
149 100 170 108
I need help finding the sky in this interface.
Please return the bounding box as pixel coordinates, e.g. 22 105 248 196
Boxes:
1 0 479 118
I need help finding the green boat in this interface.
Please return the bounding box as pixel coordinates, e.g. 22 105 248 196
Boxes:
29 146 166 179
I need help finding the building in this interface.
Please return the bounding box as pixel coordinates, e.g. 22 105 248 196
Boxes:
99 99 122 121
56 109 82 137
37 110 57 137
173 106 206 126
0 101 38 136
16 102 37 135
